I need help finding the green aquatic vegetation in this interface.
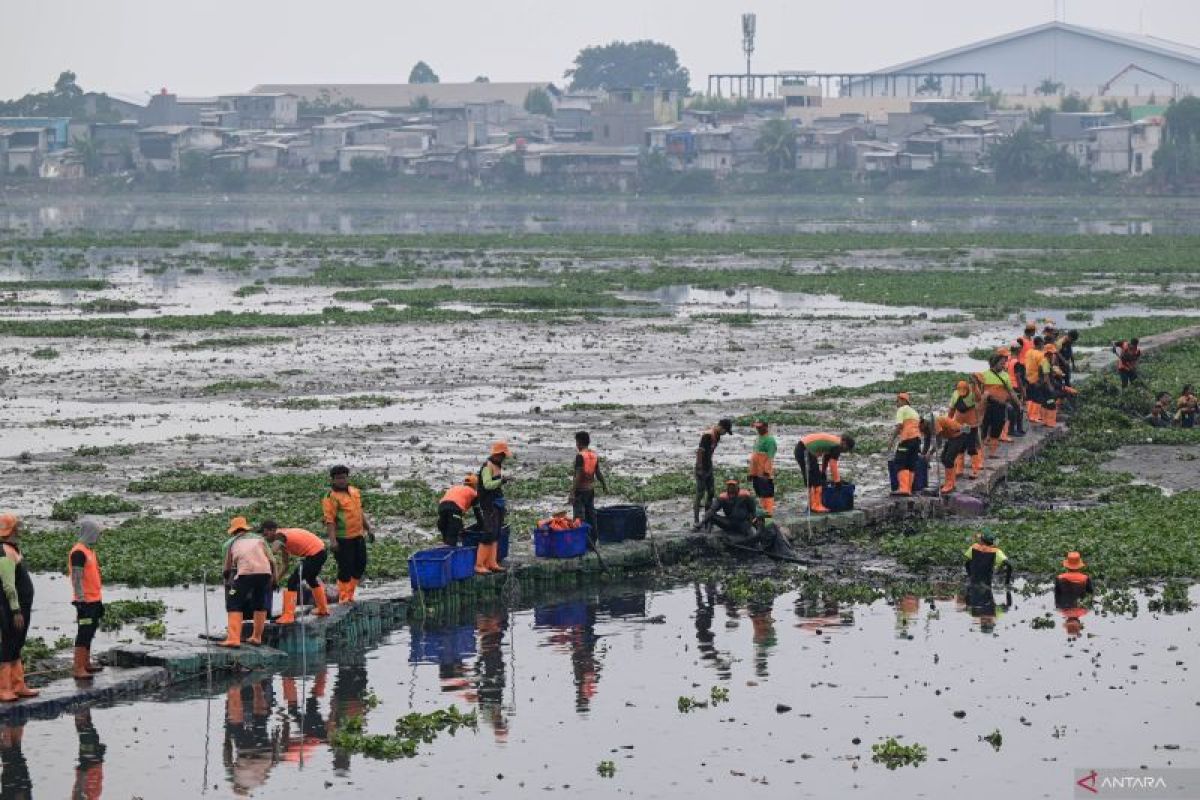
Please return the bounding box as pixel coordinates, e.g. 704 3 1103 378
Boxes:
332 707 477 761
561 402 629 411
1030 615 1056 629
981 730 1003 751
233 284 267 297
0 279 110 290
871 738 927 770
597 760 616 778
710 685 729 705
1147 581 1193 614
734 410 822 427
273 454 314 468
200 379 280 395
75 444 136 458
1094 588 1139 617
78 298 142 313
54 461 105 473
21 636 73 670
1077 316 1200 347
50 493 141 521
171 335 291 351
100 599 167 631
812 370 963 402
332 284 642 309
336 394 395 410
677 695 708 713
269 260 421 287
30 347 59 359
137 620 167 639
278 397 322 410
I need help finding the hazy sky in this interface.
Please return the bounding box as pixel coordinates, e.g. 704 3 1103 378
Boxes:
6 0 1200 99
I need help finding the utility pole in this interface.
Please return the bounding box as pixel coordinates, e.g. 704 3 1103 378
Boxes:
742 13 756 99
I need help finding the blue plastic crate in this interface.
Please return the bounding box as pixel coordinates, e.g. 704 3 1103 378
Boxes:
533 523 591 559
447 546 476 581
534 600 590 628
595 505 647 542
408 549 453 592
409 624 477 665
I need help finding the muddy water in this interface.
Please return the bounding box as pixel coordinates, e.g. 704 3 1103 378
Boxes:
2 579 1195 799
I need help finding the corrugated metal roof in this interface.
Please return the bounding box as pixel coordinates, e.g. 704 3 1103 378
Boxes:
250 82 550 109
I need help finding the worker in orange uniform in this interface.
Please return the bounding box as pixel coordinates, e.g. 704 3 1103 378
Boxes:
1022 336 1046 424
220 516 274 648
794 432 856 512
696 479 759 537
748 421 778 516
978 354 1022 457
0 515 37 701
920 414 966 495
890 393 923 496
1000 346 1026 438
1113 338 1141 388
1054 551 1094 606
570 431 609 535
964 531 1012 586
323 465 373 603
477 441 513 574
68 518 106 680
439 474 483 547
259 520 330 624
948 379 984 479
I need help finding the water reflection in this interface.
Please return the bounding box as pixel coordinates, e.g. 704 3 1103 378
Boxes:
960 584 1013 634
329 659 369 770
0 723 30 800
73 709 105 799
224 679 277 795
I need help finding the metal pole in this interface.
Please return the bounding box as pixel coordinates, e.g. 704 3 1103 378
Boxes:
297 556 307 768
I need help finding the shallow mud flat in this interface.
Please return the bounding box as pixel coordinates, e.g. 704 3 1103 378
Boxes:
3 580 1197 799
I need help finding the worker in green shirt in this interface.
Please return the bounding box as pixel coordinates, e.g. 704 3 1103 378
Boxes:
748 420 777 516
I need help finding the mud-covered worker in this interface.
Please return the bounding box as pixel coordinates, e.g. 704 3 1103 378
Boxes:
1179 385 1198 429
748 421 778 516
748 511 795 558
1113 338 1141 388
570 431 609 535
260 521 330 625
890 393 922 496
1054 551 1094 608
1145 395 1173 428
794 432 856 514
438 474 482 548
1002 346 1027 437
693 419 733 525
323 465 373 604
979 355 1022 457
948 379 984 479
1023 337 1047 424
1056 330 1080 385
68 518 106 681
696 479 759 536
919 414 965 495
964 531 1012 586
477 441 513 575
0 515 36 701
220 517 273 648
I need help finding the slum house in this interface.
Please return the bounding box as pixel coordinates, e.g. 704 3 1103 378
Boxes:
1047 112 1121 139
309 122 367 172
0 117 71 151
135 125 224 171
521 144 640 189
592 88 680 147
693 124 762 177
89 121 140 173
552 96 594 141
217 93 299 129
0 128 49 175
795 125 865 170
1085 119 1163 175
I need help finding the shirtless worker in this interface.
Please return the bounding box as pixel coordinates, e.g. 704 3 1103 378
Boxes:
693 419 733 525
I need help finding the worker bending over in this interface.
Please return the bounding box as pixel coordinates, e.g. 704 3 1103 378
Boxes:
748 421 777 516
570 431 609 534
323 465 373 604
964 531 1012 586
694 419 733 524
260 521 330 624
891 393 922 496
68 519 105 681
696 479 758 537
920 414 965 495
438 475 482 547
794 432 855 513
220 517 274 648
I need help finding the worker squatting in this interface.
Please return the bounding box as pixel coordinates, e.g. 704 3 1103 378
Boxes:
0 321 1134 688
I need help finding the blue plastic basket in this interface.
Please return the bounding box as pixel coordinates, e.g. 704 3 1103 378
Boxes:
533 523 591 559
408 549 453 592
448 546 476 581
596 505 647 542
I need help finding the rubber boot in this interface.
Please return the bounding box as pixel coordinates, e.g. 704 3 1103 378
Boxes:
485 542 506 573
761 497 776 516
0 664 16 703
246 610 267 645
335 580 349 604
1027 401 1042 424
275 590 298 625
1044 408 1058 427
940 464 957 495
474 545 490 576
12 662 38 698
219 612 243 648
86 647 104 674
1000 420 1013 443
970 450 984 479
73 647 94 681
692 500 701 526
312 583 330 617
809 486 830 513
895 470 913 496
344 578 359 602
227 687 244 724
283 676 298 706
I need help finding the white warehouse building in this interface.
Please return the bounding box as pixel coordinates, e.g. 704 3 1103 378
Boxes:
854 21 1200 100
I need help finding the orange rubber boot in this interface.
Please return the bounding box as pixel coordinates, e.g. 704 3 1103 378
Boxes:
971 450 984 479
485 542 506 573
312 584 330 616
1043 408 1058 427
12 662 37 698
896 470 913 496
1000 420 1013 443
474 545 490 576
940 465 957 495
219 612 243 648
809 486 830 513
275 590 298 625
0 664 16 703
761 497 776 516
345 578 359 602
72 647 93 681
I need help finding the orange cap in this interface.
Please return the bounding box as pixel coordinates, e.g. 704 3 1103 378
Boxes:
0 514 18 539
227 516 252 535
464 474 479 487
956 380 969 393
896 392 911 404
995 346 1011 357
490 440 513 458
1062 551 1086 570
725 478 739 487
1024 322 1036 333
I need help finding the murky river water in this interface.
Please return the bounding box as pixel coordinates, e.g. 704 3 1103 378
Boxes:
3 580 1195 798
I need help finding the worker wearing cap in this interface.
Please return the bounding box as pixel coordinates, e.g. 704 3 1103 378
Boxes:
949 379 984 479
0 514 36 701
696 479 758 537
68 518 105 681
1023 336 1047 424
1054 551 1094 608
748 421 777 516
439 474 483 548
1056 330 1080 385
570 431 609 536
1017 322 1037 361
259 521 329 625
477 441 513 574
694 419 733 525
794 432 856 513
891 393 922 496
1003 345 1027 438
964 531 1012 586
920 414 965 495
323 465 373 604
979 355 1021 457
220 517 274 648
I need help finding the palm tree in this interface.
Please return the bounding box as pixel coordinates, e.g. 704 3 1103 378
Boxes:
756 119 797 173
